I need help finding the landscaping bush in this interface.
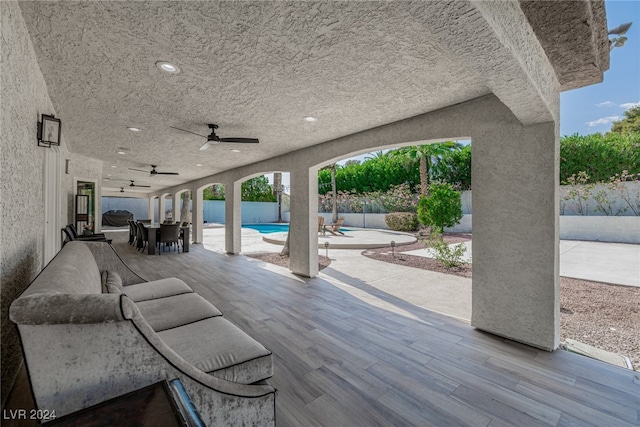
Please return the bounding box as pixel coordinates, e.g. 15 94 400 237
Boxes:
319 184 419 214
427 229 469 269
560 133 640 184
417 182 463 230
318 155 419 195
384 212 419 231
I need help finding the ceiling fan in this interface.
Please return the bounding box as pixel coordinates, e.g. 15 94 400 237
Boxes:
170 124 259 151
128 165 179 176
128 180 150 188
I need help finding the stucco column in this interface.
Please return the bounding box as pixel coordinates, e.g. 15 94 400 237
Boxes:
148 197 155 221
192 188 204 244
471 120 559 350
173 192 181 223
289 167 319 278
224 181 242 254
159 196 167 223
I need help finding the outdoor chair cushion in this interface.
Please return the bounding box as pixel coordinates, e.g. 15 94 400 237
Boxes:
136 293 223 332
158 317 273 384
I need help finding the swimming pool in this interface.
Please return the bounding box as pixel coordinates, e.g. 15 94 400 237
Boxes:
242 223 291 234
242 223 351 234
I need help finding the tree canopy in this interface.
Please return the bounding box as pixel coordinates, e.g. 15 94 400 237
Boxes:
202 176 276 202
610 106 640 135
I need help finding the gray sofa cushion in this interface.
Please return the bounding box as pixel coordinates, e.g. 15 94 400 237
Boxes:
101 270 123 294
122 277 193 302
136 293 223 332
22 242 102 298
158 317 273 384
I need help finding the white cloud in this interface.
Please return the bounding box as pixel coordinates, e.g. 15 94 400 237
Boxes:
620 101 640 109
596 101 615 107
586 116 620 127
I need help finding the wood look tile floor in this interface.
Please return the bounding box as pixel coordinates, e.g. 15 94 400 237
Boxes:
117 235 639 427
7 233 640 426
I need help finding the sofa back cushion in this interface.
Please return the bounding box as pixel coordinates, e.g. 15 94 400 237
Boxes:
21 242 102 298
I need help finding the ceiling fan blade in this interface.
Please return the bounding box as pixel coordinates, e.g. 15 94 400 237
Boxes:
136 184 152 187
155 172 179 175
128 168 149 173
219 138 259 144
199 141 211 151
170 126 208 139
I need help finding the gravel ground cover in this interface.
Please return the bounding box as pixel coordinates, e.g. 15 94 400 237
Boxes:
249 233 639 369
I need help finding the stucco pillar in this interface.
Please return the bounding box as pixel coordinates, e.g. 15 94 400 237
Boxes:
172 192 181 223
192 188 204 244
471 121 559 350
148 197 155 221
289 167 319 278
159 196 167 223
224 181 242 254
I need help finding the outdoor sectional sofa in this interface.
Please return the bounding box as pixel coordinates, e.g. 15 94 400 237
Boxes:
9 241 275 425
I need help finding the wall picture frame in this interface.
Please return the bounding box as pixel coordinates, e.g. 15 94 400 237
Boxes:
39 114 61 147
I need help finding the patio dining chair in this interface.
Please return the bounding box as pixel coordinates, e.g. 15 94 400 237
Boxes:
324 218 345 236
158 223 181 254
127 220 137 246
136 222 149 253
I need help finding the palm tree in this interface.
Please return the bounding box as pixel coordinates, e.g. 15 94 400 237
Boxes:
180 191 191 223
391 142 462 196
365 150 388 161
273 172 283 222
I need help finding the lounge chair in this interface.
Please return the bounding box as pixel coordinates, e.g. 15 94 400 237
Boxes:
324 218 345 236
318 216 326 235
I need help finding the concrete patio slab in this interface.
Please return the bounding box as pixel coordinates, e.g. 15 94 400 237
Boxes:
404 239 639 287
262 227 417 249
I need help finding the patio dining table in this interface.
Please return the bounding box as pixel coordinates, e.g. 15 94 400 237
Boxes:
145 223 190 255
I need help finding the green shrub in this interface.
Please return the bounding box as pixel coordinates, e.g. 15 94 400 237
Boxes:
417 182 463 230
431 144 472 190
560 133 640 184
384 212 419 231
427 231 469 269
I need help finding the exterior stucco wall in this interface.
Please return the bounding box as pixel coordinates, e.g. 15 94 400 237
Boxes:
0 1 103 402
1 1 52 403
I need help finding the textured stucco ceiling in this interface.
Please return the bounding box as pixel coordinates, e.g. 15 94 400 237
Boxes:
17 1 608 193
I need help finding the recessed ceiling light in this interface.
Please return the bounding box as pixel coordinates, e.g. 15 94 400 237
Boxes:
110 165 117 168
156 61 180 74
230 149 241 153
196 164 203 167
116 151 127 155
127 127 141 132
303 116 318 122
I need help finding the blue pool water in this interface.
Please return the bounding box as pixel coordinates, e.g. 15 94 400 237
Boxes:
242 223 350 234
242 224 291 234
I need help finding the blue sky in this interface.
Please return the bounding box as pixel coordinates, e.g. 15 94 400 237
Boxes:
561 0 639 136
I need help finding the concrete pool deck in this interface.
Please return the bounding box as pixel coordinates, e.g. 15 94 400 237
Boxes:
262 228 417 249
